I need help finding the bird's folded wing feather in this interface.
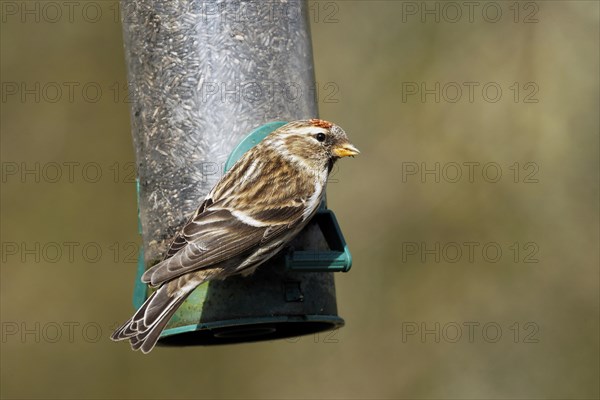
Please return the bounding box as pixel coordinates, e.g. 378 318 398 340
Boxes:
141 200 305 287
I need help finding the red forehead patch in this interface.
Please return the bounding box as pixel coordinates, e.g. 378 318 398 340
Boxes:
309 119 333 129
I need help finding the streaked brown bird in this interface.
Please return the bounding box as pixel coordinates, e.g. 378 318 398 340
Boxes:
111 119 359 353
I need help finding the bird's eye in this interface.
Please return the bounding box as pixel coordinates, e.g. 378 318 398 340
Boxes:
316 133 326 142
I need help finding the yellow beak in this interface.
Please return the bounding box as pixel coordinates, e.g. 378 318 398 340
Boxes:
332 142 360 158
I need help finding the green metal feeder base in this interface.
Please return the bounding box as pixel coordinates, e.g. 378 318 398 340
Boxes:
134 247 345 346
159 317 344 346
133 122 351 346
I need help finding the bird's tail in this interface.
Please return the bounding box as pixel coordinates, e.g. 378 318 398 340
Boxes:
110 278 198 354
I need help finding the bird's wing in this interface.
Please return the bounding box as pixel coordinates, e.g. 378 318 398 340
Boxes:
163 197 212 259
141 146 320 287
141 201 305 286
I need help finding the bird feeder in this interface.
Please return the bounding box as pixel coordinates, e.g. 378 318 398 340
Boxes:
120 0 352 345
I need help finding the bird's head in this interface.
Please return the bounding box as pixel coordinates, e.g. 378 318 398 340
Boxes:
267 119 359 172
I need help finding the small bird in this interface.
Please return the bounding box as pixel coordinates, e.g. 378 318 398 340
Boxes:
111 119 359 353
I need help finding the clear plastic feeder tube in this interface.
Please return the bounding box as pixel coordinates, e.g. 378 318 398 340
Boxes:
121 0 319 264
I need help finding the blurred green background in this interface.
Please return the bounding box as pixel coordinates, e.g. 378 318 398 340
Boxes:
1 1 598 399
